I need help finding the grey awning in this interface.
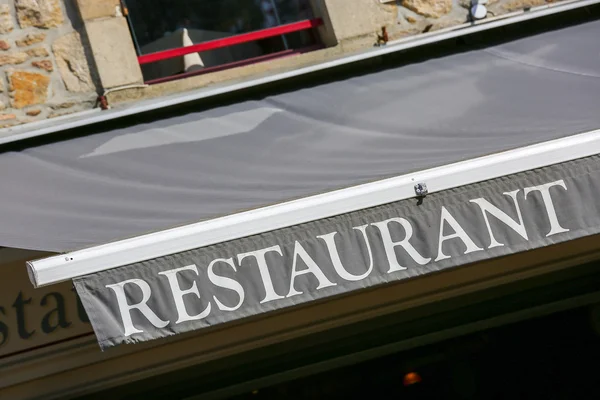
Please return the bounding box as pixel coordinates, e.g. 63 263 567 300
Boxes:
1 16 600 253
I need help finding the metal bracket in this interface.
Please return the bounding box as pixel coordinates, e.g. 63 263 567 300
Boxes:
414 182 428 197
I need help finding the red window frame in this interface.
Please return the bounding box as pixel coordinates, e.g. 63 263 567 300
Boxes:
137 18 324 84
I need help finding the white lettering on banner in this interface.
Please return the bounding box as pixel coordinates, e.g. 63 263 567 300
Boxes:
317 225 374 282
207 258 245 312
287 241 337 298
158 265 211 324
470 190 528 248
103 178 573 337
524 180 570 237
237 246 285 304
106 279 169 336
435 207 483 262
371 218 431 272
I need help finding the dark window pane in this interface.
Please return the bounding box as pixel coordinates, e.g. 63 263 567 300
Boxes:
123 0 317 81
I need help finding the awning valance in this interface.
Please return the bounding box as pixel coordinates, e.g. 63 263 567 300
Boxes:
75 155 600 349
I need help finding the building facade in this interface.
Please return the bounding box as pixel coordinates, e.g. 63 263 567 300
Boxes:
0 0 564 130
1 0 600 399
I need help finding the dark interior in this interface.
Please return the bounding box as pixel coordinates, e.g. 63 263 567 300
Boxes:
78 257 600 400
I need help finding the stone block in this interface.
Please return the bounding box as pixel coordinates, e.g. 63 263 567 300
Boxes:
85 17 143 89
0 40 10 51
26 109 42 116
318 0 398 45
402 0 452 18
15 0 64 29
430 14 469 31
0 4 14 34
32 60 54 72
26 47 50 57
501 0 546 12
8 70 51 109
16 33 47 47
0 113 17 121
52 32 95 93
48 108 78 118
50 101 75 109
76 0 120 20
0 52 29 66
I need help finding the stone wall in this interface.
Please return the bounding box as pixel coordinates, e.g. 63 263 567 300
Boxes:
0 0 572 129
396 0 552 36
318 0 563 49
0 0 97 128
103 0 570 106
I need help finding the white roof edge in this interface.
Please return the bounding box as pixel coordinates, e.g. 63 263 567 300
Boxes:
1 0 597 147
27 127 600 287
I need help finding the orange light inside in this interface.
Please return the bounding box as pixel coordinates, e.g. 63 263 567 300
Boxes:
403 372 422 386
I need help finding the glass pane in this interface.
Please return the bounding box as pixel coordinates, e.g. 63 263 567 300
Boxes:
124 0 317 81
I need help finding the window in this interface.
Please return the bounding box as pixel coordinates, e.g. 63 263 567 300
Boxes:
124 0 321 83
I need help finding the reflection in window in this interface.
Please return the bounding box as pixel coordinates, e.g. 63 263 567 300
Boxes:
124 0 318 82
